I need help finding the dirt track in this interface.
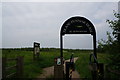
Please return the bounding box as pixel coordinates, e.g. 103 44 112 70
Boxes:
38 57 80 78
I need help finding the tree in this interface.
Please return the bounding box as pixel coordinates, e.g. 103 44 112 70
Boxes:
106 11 120 43
98 11 120 71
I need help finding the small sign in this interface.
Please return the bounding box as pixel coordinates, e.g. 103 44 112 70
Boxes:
33 42 40 60
35 47 39 54
57 58 61 65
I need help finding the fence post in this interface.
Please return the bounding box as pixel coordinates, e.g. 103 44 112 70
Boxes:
2 57 7 78
54 58 64 80
66 62 70 80
105 65 111 79
89 63 97 80
17 56 24 78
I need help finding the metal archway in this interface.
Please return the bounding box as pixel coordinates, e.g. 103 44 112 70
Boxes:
60 16 97 64
56 16 105 80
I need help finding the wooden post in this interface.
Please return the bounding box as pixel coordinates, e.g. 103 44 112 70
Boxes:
2 57 7 78
54 58 64 80
97 63 104 79
89 63 97 80
105 65 111 79
17 56 24 78
66 62 70 80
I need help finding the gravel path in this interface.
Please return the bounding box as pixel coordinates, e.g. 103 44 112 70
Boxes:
38 57 80 78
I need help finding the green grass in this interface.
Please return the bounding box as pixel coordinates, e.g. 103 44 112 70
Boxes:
75 52 111 79
75 52 91 78
2 49 60 78
2 49 111 78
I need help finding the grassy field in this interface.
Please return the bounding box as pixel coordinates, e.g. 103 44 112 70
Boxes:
75 52 109 78
2 48 60 78
2 48 110 78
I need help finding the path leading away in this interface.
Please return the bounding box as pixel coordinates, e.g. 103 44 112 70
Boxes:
38 57 80 78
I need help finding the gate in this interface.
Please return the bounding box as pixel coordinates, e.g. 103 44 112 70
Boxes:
2 56 24 79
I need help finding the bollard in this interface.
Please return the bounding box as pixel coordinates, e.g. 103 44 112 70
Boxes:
97 63 104 80
66 62 70 80
54 57 64 80
89 63 97 80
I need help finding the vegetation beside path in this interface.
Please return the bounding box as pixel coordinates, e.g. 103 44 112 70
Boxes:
2 48 110 78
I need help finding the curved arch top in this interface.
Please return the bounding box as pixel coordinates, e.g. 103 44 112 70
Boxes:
60 16 96 36
60 16 97 59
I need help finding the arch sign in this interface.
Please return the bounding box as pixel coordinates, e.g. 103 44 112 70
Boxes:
60 16 97 63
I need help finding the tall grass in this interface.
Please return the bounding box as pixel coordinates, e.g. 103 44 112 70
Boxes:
75 52 110 79
2 49 109 78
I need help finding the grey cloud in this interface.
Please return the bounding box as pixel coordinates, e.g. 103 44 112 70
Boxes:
2 2 118 49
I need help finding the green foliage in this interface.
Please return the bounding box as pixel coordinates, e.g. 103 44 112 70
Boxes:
2 48 90 78
97 11 120 72
106 11 120 43
2 48 113 78
2 49 60 78
97 32 114 53
75 52 109 79
75 53 91 78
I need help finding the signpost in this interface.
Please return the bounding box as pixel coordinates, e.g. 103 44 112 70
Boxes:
33 42 40 60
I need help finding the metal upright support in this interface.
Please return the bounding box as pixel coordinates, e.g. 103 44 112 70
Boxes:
93 33 97 59
60 34 63 63
59 32 64 79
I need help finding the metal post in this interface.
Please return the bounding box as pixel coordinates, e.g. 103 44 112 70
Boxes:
93 33 97 80
60 33 64 79
60 34 63 60
93 33 97 59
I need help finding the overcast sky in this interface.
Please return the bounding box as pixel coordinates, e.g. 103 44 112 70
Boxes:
2 2 119 49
